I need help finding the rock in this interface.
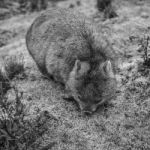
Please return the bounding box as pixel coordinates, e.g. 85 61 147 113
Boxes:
141 12 149 19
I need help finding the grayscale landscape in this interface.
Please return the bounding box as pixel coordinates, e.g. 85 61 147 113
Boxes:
0 0 150 149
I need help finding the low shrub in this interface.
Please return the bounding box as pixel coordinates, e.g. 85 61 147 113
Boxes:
0 86 55 150
0 54 25 96
138 36 150 67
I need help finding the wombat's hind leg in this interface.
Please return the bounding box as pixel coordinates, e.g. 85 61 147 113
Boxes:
36 65 54 80
42 73 55 80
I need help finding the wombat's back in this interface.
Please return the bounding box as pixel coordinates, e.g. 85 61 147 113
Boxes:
26 8 92 77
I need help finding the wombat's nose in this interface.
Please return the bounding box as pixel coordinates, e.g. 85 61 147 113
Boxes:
82 105 97 115
83 110 92 115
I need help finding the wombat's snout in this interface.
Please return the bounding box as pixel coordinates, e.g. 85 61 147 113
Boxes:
81 105 97 115
84 111 92 115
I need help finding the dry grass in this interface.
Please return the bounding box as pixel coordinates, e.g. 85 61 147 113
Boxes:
4 54 25 80
0 69 10 96
97 0 112 11
138 36 150 67
0 54 25 96
103 5 118 19
96 0 117 19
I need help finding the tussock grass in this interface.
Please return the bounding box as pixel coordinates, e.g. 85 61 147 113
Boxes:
97 0 112 11
4 54 25 80
103 5 118 19
0 68 10 96
138 36 150 67
0 54 25 96
97 0 117 19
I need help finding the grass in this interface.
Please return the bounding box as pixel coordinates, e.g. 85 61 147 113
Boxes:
0 86 56 150
0 54 25 96
0 54 59 150
138 36 150 67
97 0 117 19
0 69 10 96
97 0 112 12
118 65 150 150
4 54 25 80
103 5 118 19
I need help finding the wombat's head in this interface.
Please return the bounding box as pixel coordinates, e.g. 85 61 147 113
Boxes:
66 59 117 114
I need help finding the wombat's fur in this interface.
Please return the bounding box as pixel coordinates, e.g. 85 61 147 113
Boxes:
26 8 117 114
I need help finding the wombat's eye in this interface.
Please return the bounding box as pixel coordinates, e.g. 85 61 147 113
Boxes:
96 100 101 103
77 95 81 99
93 98 101 104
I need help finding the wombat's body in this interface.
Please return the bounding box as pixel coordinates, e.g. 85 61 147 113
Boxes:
26 8 117 114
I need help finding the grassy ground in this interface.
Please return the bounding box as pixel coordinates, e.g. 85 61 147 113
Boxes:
1 0 150 149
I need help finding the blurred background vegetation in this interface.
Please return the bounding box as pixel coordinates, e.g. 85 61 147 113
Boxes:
0 0 117 19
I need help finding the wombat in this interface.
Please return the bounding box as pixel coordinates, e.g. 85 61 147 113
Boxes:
26 8 117 114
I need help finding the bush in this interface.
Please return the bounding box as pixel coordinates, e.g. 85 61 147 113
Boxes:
103 4 118 19
138 36 150 67
0 54 25 96
19 0 48 13
97 0 112 11
0 53 58 149
4 54 25 80
0 69 10 97
97 0 117 19
0 0 48 17
0 86 56 150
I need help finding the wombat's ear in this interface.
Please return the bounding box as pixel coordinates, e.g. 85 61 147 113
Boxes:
74 60 90 77
100 60 115 78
